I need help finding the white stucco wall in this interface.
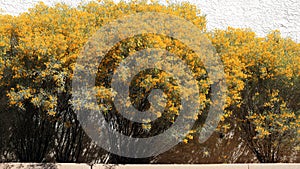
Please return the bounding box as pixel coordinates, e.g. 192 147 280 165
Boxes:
0 0 299 42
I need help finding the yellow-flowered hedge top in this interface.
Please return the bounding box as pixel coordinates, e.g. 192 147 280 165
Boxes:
0 0 299 150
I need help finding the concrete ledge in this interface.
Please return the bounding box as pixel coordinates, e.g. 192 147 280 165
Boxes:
248 163 299 169
0 163 299 169
0 163 91 169
93 164 249 169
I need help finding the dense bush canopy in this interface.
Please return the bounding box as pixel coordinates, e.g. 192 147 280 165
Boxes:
0 0 299 163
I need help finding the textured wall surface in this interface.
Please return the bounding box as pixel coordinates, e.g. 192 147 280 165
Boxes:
196 0 300 42
0 0 299 42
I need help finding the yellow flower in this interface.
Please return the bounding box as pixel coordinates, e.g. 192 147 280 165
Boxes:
48 111 56 116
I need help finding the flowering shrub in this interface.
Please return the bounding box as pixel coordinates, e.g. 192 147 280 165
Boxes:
0 0 299 163
211 28 300 162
